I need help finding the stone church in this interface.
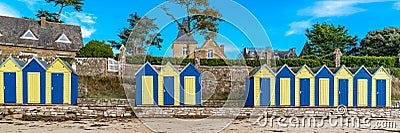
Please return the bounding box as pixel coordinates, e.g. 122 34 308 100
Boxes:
172 19 226 59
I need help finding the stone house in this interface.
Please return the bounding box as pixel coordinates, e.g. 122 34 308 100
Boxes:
172 19 226 59
0 16 83 58
243 47 297 59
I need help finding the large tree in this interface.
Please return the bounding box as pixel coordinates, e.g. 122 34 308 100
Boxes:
35 9 62 23
359 27 400 56
162 0 222 40
304 22 358 57
45 0 84 22
109 12 163 55
77 40 113 58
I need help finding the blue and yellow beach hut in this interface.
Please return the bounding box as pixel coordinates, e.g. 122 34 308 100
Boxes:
158 62 180 106
350 66 372 107
0 56 25 104
245 64 276 106
46 58 77 104
275 65 295 106
313 65 334 107
370 66 391 107
331 65 354 106
135 62 158 106
292 65 315 107
22 58 48 104
180 63 202 106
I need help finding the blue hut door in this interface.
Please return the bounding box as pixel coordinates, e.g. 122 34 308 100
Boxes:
4 72 16 103
260 78 270 106
339 79 348 106
300 78 310 106
51 73 64 104
163 76 174 105
376 80 386 107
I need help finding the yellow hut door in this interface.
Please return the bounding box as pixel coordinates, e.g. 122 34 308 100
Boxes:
280 78 291 106
142 76 154 105
358 79 368 106
319 78 329 106
184 76 196 105
28 72 40 103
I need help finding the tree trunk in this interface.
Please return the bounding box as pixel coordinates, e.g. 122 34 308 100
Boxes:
57 5 65 22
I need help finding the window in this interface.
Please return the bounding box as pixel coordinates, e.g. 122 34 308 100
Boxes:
0 32 3 36
20 29 38 40
182 47 187 56
207 50 213 58
55 33 72 43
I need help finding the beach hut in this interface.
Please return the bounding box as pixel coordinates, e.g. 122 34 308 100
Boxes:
180 63 202 106
158 62 180 106
349 66 372 107
0 56 25 104
275 65 295 106
370 67 391 107
46 58 77 104
292 65 314 106
135 62 158 106
313 65 334 107
245 64 276 106
331 65 353 106
22 58 49 104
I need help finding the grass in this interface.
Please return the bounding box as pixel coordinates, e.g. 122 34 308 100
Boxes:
79 75 126 99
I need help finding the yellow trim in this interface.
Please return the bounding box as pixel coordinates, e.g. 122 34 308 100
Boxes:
27 72 40 103
46 59 72 104
319 78 329 106
280 78 290 106
295 67 314 106
63 73 71 104
158 64 180 106
184 76 196 105
142 76 154 105
254 66 275 106
372 69 391 107
0 72 3 104
334 68 353 106
357 79 368 106
0 59 23 104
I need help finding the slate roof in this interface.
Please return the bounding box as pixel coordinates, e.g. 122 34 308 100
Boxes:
0 16 83 52
173 19 197 44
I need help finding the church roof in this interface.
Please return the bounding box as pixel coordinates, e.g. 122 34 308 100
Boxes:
173 19 198 44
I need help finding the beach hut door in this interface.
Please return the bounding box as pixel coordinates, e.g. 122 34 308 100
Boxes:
4 72 16 103
339 79 348 106
300 78 310 106
163 76 174 105
376 80 386 107
260 78 270 106
51 73 64 104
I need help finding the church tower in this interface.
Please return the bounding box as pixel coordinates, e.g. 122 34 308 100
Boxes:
172 19 198 58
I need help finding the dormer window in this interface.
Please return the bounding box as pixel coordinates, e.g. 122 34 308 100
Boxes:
0 32 3 37
20 29 38 40
55 33 72 44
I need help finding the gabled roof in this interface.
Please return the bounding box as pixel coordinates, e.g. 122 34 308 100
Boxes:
46 58 72 72
332 65 352 75
199 38 227 58
293 64 314 75
160 62 179 73
0 56 26 69
173 19 198 44
22 57 48 70
371 66 391 78
63 60 77 75
135 62 158 76
181 62 201 74
312 65 334 76
350 65 372 76
248 64 276 77
0 16 83 52
276 64 295 75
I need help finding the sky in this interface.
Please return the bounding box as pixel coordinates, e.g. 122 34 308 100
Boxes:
1 0 400 59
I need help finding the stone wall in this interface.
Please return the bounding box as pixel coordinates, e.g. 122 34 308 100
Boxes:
0 45 77 58
74 58 109 76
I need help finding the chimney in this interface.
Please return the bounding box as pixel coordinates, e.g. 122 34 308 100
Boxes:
220 44 225 54
244 48 248 58
40 17 46 28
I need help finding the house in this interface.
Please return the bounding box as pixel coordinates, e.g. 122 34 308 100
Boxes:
0 16 83 58
243 47 297 59
172 19 226 59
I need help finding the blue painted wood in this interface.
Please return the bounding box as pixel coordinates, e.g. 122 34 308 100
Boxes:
135 63 159 105
376 80 386 107
180 63 202 106
163 76 174 105
275 66 295 106
339 79 348 106
71 73 78 105
353 67 372 107
245 78 254 106
314 67 334 106
51 73 64 104
260 78 270 106
22 58 46 104
300 78 310 106
4 72 16 103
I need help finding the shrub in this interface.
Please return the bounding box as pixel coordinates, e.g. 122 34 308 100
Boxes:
77 40 114 58
341 56 398 68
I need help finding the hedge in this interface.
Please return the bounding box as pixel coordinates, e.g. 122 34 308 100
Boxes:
341 56 399 68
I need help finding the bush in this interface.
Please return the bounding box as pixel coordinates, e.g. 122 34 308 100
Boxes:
341 56 398 68
77 40 114 58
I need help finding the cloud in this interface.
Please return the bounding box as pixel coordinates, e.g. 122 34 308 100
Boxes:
62 12 98 38
394 1 400 10
0 3 20 17
285 19 312 36
17 0 41 12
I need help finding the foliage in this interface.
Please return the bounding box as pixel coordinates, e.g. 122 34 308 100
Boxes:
77 40 114 58
109 12 163 54
305 22 358 57
299 42 312 57
341 56 398 68
35 9 62 23
359 27 400 56
162 0 222 39
45 0 84 22
79 76 126 99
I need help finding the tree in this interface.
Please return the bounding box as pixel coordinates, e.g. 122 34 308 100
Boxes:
77 40 113 58
359 27 400 56
109 12 163 55
45 0 84 22
304 22 358 57
299 42 312 57
35 9 62 23
162 0 222 40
